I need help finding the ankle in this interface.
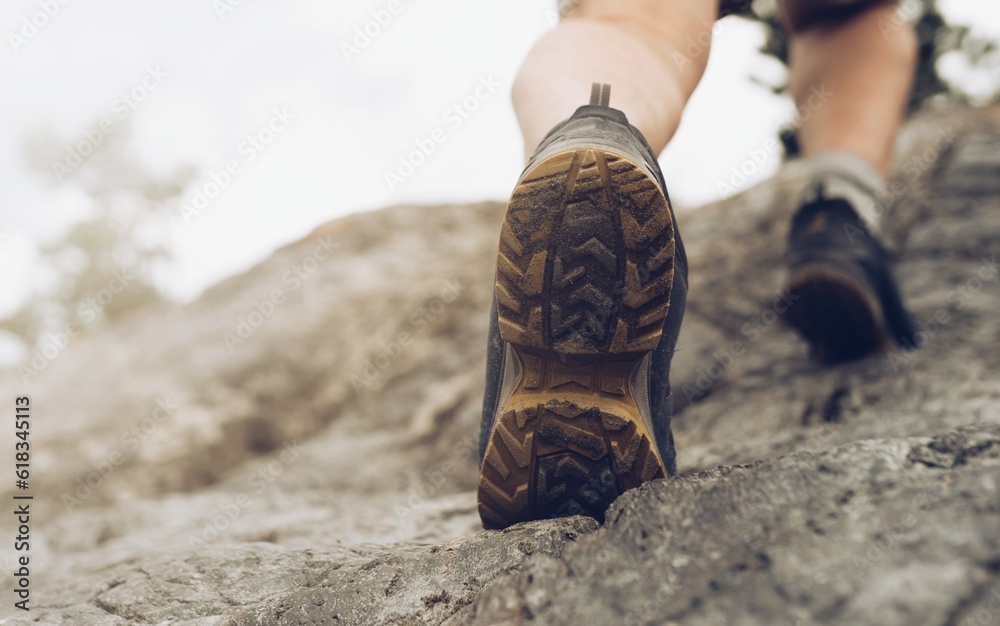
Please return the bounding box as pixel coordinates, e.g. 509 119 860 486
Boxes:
794 150 888 234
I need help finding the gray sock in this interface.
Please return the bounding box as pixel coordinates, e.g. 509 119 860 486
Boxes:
795 150 888 234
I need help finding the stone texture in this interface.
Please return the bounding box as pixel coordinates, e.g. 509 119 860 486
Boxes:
462 426 1000 626
0 105 998 625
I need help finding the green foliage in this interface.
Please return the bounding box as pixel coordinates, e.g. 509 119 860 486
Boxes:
1 125 193 347
739 0 1000 157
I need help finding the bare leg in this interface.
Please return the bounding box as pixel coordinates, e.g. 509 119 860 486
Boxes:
779 2 920 362
512 0 720 160
784 2 917 177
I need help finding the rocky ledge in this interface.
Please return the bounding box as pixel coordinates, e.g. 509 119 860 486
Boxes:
1 105 998 625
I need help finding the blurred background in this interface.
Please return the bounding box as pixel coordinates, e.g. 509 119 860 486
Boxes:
1 0 997 367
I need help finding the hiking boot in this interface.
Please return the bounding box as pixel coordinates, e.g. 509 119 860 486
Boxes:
477 83 688 529
783 187 915 363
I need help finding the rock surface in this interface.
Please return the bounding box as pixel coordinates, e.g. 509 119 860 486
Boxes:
0 105 998 625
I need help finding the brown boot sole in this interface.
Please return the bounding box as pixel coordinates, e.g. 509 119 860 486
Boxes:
477 147 676 529
784 264 894 363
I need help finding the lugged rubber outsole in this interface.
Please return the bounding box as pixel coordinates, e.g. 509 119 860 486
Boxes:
784 265 893 363
478 147 675 530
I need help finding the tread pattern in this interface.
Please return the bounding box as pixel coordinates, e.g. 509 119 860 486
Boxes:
496 149 674 355
479 148 675 529
478 389 666 529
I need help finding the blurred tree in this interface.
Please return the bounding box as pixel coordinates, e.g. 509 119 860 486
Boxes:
1 124 193 348
741 0 1000 157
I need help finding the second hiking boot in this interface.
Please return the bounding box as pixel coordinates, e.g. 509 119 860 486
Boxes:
783 185 916 363
477 84 688 529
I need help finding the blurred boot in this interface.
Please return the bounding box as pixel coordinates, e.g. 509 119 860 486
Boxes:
783 151 916 362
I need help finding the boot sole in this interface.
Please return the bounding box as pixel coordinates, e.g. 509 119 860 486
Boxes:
784 264 894 363
478 147 675 529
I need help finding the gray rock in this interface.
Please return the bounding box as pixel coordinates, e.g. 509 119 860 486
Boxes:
224 517 597 626
463 426 1000 626
1 104 998 625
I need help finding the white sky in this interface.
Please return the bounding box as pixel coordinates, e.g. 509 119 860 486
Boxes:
0 0 997 363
